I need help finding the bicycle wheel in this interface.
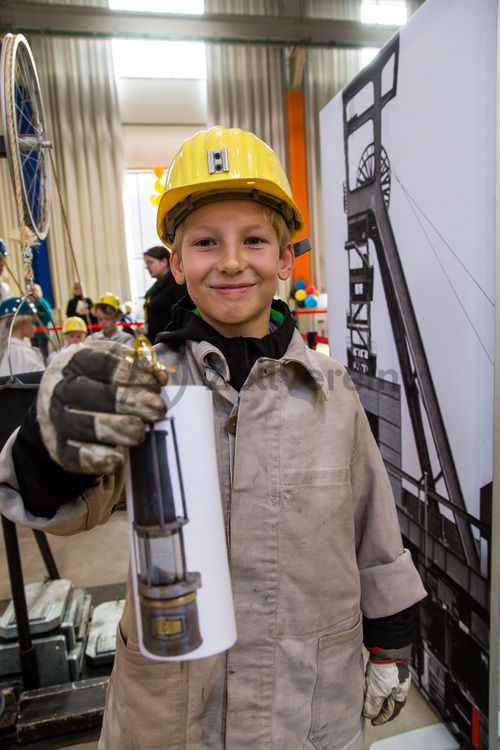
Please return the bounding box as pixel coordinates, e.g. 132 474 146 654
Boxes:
1 33 51 240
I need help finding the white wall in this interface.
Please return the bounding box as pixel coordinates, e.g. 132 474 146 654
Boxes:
117 77 207 168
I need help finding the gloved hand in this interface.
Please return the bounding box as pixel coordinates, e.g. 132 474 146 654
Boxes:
37 339 168 475
362 644 412 726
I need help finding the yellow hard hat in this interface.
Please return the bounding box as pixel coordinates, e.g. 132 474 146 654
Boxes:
96 292 120 311
62 316 87 334
157 126 304 246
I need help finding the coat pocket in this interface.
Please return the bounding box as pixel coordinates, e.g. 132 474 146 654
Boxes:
309 614 364 750
104 622 188 749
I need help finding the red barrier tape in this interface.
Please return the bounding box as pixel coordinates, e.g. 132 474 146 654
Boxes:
34 321 145 333
35 321 330 347
293 309 327 315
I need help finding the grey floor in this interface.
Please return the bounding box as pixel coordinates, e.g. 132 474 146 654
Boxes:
0 511 440 749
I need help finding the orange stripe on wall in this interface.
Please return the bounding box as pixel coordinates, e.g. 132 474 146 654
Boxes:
287 90 311 284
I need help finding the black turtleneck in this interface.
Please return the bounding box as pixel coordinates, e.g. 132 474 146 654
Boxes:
156 296 296 391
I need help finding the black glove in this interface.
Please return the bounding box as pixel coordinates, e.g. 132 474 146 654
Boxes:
37 340 168 475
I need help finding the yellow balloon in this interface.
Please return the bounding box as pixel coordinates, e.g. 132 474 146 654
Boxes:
295 289 307 301
149 193 160 206
154 179 164 194
153 166 164 179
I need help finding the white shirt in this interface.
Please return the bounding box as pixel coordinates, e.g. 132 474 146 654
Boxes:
0 337 45 377
47 343 86 365
89 329 134 347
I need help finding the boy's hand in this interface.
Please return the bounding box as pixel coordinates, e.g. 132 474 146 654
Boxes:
37 339 168 475
362 645 412 725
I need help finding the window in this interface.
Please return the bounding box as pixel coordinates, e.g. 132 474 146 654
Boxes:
360 48 379 69
360 1 407 69
112 39 206 79
109 0 203 14
360 0 407 26
110 0 206 79
123 171 164 315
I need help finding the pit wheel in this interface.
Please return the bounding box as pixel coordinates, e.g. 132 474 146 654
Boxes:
356 142 391 208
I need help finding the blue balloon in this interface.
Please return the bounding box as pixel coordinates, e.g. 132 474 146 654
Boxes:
304 294 318 308
295 279 306 290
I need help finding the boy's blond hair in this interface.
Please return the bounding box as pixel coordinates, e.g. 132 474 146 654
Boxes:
172 204 291 259
9 315 36 337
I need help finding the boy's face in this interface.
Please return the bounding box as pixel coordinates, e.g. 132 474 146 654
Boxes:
23 317 36 339
13 316 36 340
64 331 86 346
95 308 118 336
170 200 294 338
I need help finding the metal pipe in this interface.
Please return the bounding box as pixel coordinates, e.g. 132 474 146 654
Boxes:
32 529 60 580
0 3 398 48
1 515 39 690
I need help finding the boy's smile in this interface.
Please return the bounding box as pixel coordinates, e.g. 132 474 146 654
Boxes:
170 200 294 338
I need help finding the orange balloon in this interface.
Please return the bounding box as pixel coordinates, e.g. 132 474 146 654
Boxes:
153 166 164 179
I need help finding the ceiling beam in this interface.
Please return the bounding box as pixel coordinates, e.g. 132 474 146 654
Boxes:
0 2 398 49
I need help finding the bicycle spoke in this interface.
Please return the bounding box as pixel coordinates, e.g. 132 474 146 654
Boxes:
1 34 50 238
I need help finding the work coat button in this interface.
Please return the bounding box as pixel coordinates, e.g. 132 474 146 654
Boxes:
225 415 238 434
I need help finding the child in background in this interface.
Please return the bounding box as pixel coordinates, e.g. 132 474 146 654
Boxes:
61 316 88 346
120 301 137 338
89 292 134 346
0 297 45 376
47 317 87 363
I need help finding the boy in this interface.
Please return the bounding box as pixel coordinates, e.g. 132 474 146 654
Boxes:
0 296 45 376
61 316 88 347
0 127 425 749
47 317 88 363
90 292 134 346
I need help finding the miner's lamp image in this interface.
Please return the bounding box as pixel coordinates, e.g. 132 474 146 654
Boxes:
129 422 202 657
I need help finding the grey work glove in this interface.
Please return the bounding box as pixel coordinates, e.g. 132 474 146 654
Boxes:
362 645 412 726
37 339 168 475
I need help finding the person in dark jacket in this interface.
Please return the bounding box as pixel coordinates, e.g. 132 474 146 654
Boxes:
66 282 97 325
143 245 187 343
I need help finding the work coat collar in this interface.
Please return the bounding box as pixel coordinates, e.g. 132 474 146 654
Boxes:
188 329 330 401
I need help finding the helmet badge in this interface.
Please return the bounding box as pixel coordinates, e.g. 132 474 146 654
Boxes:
207 148 229 175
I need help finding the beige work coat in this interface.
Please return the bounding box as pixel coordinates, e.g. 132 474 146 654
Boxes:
0 330 426 750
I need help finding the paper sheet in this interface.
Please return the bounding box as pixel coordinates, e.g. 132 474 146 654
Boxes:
125 385 237 661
